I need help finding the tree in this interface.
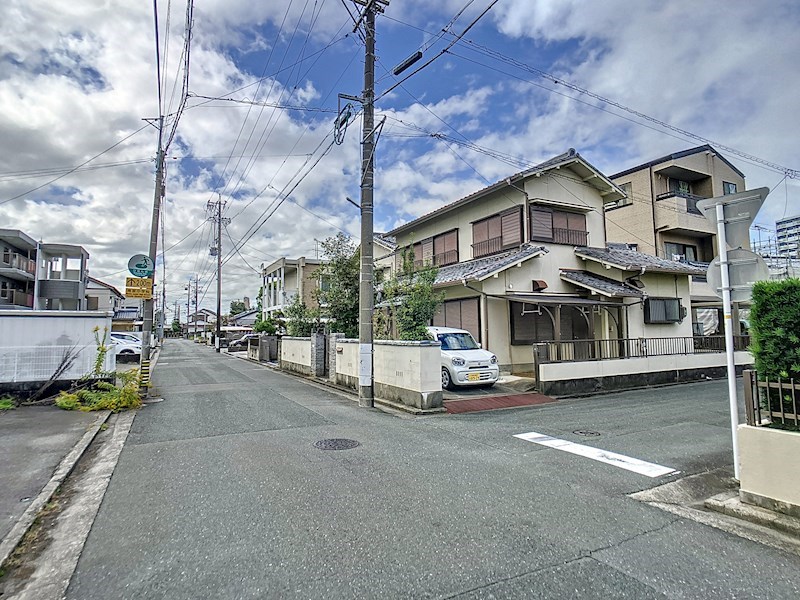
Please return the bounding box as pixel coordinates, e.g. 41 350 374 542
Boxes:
375 247 443 341
230 299 246 315
315 233 360 337
171 318 181 333
284 295 319 337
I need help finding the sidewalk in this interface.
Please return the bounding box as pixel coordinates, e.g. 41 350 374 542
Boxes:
0 406 106 565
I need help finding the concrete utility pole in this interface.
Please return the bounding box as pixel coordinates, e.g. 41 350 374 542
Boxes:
207 196 230 353
141 115 165 369
352 0 388 408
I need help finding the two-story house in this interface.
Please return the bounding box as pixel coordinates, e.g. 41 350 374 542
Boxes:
0 229 37 309
606 145 746 262
86 276 125 312
261 257 323 320
386 149 705 374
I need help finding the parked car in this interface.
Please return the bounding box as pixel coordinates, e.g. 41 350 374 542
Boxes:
110 332 141 345
111 337 141 358
427 326 500 390
229 333 259 350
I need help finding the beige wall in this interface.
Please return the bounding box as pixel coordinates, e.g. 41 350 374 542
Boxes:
739 425 800 511
539 350 753 382
281 336 312 367
606 168 656 253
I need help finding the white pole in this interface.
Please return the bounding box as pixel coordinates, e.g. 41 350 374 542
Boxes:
716 202 740 480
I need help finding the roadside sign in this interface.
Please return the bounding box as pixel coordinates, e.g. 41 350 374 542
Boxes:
128 254 155 277
696 187 769 249
125 287 152 299
125 277 153 290
706 249 769 303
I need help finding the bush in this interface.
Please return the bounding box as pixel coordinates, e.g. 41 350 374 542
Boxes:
750 279 800 381
56 370 143 412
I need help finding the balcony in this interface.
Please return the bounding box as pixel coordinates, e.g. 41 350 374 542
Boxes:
552 228 588 246
0 252 36 281
654 193 715 235
0 289 34 308
472 237 503 258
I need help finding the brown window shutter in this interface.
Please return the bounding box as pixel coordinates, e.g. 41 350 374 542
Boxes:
487 215 502 240
422 239 434 264
444 230 458 252
568 212 586 232
530 208 553 240
552 211 568 230
473 220 488 244
501 209 522 247
445 300 461 328
460 298 480 342
432 303 446 327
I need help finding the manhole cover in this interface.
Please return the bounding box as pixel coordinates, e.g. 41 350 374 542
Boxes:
573 430 600 437
314 438 361 451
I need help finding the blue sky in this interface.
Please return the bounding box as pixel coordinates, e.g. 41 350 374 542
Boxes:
1 0 799 314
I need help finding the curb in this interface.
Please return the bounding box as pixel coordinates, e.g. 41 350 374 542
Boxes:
0 410 112 570
705 492 800 538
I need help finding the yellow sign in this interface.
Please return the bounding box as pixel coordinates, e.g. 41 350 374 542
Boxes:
125 287 152 299
126 277 153 289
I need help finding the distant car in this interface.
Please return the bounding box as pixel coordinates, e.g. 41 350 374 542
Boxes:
110 332 141 345
427 326 500 390
228 333 259 350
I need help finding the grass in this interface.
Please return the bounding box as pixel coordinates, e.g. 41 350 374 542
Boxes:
0 397 16 411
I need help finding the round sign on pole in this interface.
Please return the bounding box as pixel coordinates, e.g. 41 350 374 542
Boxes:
128 254 155 278
706 248 769 303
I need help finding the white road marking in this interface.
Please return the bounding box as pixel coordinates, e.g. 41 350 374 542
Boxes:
514 431 679 478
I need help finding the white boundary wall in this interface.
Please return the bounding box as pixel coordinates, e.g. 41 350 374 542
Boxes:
0 310 115 383
280 336 312 375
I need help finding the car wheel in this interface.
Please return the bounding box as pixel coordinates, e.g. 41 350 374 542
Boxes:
441 367 454 390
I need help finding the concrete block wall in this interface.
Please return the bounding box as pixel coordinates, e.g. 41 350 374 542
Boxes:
280 336 312 376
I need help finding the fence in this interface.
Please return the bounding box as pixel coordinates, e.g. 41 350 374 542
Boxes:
534 335 750 363
0 345 113 383
743 369 800 429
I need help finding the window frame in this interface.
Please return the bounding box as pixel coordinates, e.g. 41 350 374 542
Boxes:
723 181 738 195
471 207 523 258
644 297 683 324
529 205 588 246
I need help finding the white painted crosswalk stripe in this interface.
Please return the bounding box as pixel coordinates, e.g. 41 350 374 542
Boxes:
514 431 680 478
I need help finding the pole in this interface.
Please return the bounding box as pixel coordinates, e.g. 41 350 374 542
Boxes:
358 3 376 408
194 276 198 338
716 202 740 479
186 281 191 337
215 196 223 353
141 115 164 382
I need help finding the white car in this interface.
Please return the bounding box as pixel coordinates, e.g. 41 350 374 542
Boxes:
111 337 142 357
110 332 141 345
427 326 500 390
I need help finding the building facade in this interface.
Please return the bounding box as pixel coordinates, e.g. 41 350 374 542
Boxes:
776 214 800 255
606 145 746 262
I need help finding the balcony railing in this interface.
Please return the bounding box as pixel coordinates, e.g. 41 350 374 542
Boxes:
534 335 750 363
655 190 706 215
552 227 588 246
1 252 36 275
472 237 503 258
413 250 459 269
0 289 34 308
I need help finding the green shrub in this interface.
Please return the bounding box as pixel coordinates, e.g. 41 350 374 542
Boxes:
750 279 800 381
56 370 143 412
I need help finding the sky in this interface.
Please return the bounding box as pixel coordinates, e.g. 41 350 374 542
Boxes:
1 0 799 318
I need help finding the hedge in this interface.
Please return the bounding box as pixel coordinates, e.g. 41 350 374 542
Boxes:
750 278 800 381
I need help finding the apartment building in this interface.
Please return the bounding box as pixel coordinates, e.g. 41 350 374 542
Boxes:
606 145 746 262
0 229 37 309
261 257 323 319
776 214 800 254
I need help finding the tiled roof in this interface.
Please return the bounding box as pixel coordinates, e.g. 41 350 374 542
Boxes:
435 244 548 286
560 269 644 298
575 247 707 275
374 233 397 250
113 308 140 320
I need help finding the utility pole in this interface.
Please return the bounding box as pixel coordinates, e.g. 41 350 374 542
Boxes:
207 196 230 352
350 0 388 408
141 116 164 377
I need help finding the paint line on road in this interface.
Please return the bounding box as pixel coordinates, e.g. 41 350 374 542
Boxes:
513 431 679 478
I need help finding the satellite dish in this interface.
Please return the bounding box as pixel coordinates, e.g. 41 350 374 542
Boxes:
706 248 769 303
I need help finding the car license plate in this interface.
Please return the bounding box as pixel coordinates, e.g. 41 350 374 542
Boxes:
467 373 480 382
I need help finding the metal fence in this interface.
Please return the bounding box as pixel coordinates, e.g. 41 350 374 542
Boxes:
534 335 750 363
0 345 114 383
743 369 800 429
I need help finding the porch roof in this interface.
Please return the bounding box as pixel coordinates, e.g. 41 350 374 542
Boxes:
502 292 622 307
435 244 548 286
560 269 644 298
575 247 707 275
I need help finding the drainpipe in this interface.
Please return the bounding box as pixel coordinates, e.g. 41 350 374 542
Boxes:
506 177 530 242
649 166 658 255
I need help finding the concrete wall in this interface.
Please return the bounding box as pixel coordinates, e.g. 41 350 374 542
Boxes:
739 425 800 517
280 336 312 375
335 339 443 411
537 350 752 396
0 310 115 384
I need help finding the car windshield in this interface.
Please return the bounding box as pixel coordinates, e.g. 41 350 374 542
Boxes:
437 333 479 351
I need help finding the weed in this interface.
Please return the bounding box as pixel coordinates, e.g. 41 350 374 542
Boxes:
56 369 142 412
0 397 16 411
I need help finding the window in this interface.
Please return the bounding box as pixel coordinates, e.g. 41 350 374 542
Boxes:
410 230 458 268
664 242 697 262
432 298 480 341
670 179 692 195
0 280 8 298
510 302 554 345
617 182 633 206
472 208 522 257
644 298 683 323
530 206 588 245
723 181 738 195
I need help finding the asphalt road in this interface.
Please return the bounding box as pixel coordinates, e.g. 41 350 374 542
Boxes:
67 340 800 599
